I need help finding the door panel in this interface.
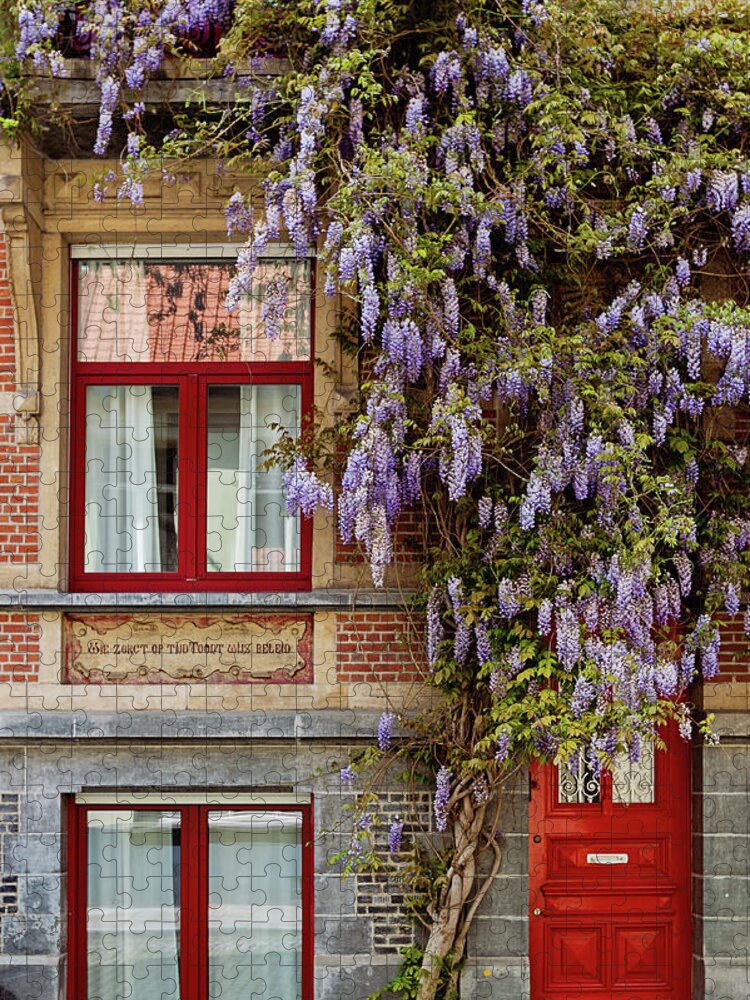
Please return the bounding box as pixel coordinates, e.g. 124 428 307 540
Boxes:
529 724 691 1000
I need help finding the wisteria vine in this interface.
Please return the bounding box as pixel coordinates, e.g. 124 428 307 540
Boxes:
9 0 750 994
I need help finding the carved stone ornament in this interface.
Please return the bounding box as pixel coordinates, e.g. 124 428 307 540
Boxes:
64 613 315 684
0 202 41 445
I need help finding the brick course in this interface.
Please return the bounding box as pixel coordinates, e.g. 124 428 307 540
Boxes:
0 614 40 682
0 235 39 564
715 613 750 683
336 612 426 683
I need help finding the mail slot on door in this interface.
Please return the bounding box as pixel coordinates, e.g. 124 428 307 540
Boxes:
586 852 629 865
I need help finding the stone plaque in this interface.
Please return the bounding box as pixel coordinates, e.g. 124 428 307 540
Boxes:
64 613 314 684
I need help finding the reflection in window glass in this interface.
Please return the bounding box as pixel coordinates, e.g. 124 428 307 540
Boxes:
86 810 181 1000
208 811 302 1000
206 385 300 573
84 385 179 573
77 260 311 363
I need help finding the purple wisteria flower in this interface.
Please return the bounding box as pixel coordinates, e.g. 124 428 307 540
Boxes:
389 817 404 855
94 76 119 156
261 273 290 340
377 711 396 750
475 620 492 665
537 599 553 636
431 50 462 96
676 257 691 287
555 606 580 669
478 496 493 528
723 582 740 616
427 585 444 667
732 204 750 252
405 94 427 136
225 192 253 237
472 776 490 804
520 471 552 529
495 732 512 762
673 552 692 598
442 278 459 338
497 578 520 618
282 458 334 517
627 206 649 251
434 766 452 832
340 765 355 784
644 117 662 143
707 170 739 212
571 676 596 717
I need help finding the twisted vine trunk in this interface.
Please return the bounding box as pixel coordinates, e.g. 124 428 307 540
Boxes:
417 792 502 1000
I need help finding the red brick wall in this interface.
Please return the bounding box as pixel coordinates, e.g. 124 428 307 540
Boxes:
0 613 40 682
715 614 750 683
336 612 426 683
0 235 39 564
335 509 425 564
733 407 750 440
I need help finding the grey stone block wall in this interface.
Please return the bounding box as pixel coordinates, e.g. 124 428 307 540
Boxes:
6 713 749 1000
0 714 403 1000
696 714 750 1000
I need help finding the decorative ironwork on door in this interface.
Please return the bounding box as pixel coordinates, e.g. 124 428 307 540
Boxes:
557 742 655 806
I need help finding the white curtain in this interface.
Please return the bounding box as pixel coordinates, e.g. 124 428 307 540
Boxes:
207 811 302 1000
86 810 181 1000
206 384 299 573
84 385 162 573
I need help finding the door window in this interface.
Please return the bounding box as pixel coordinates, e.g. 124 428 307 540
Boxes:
611 742 655 804
557 743 655 806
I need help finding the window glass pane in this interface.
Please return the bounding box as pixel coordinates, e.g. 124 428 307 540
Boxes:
77 260 311 363
611 742 655 804
84 385 179 573
86 810 181 1000
206 384 300 573
208 811 302 1000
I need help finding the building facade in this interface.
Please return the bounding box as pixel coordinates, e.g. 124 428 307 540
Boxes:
0 54 746 1000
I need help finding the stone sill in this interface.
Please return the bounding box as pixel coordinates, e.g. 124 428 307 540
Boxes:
34 57 288 79
709 712 750 739
0 588 412 612
0 708 385 741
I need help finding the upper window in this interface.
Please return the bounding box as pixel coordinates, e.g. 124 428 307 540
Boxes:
69 245 313 592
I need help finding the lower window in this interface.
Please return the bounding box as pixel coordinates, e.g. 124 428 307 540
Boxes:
68 803 313 1000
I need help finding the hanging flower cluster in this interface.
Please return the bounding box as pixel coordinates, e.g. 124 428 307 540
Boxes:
15 0 234 198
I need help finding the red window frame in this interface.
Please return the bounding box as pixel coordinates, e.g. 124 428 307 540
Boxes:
66 800 315 1000
68 254 315 592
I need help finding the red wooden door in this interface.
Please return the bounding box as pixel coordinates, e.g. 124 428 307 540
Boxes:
529 724 691 1000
